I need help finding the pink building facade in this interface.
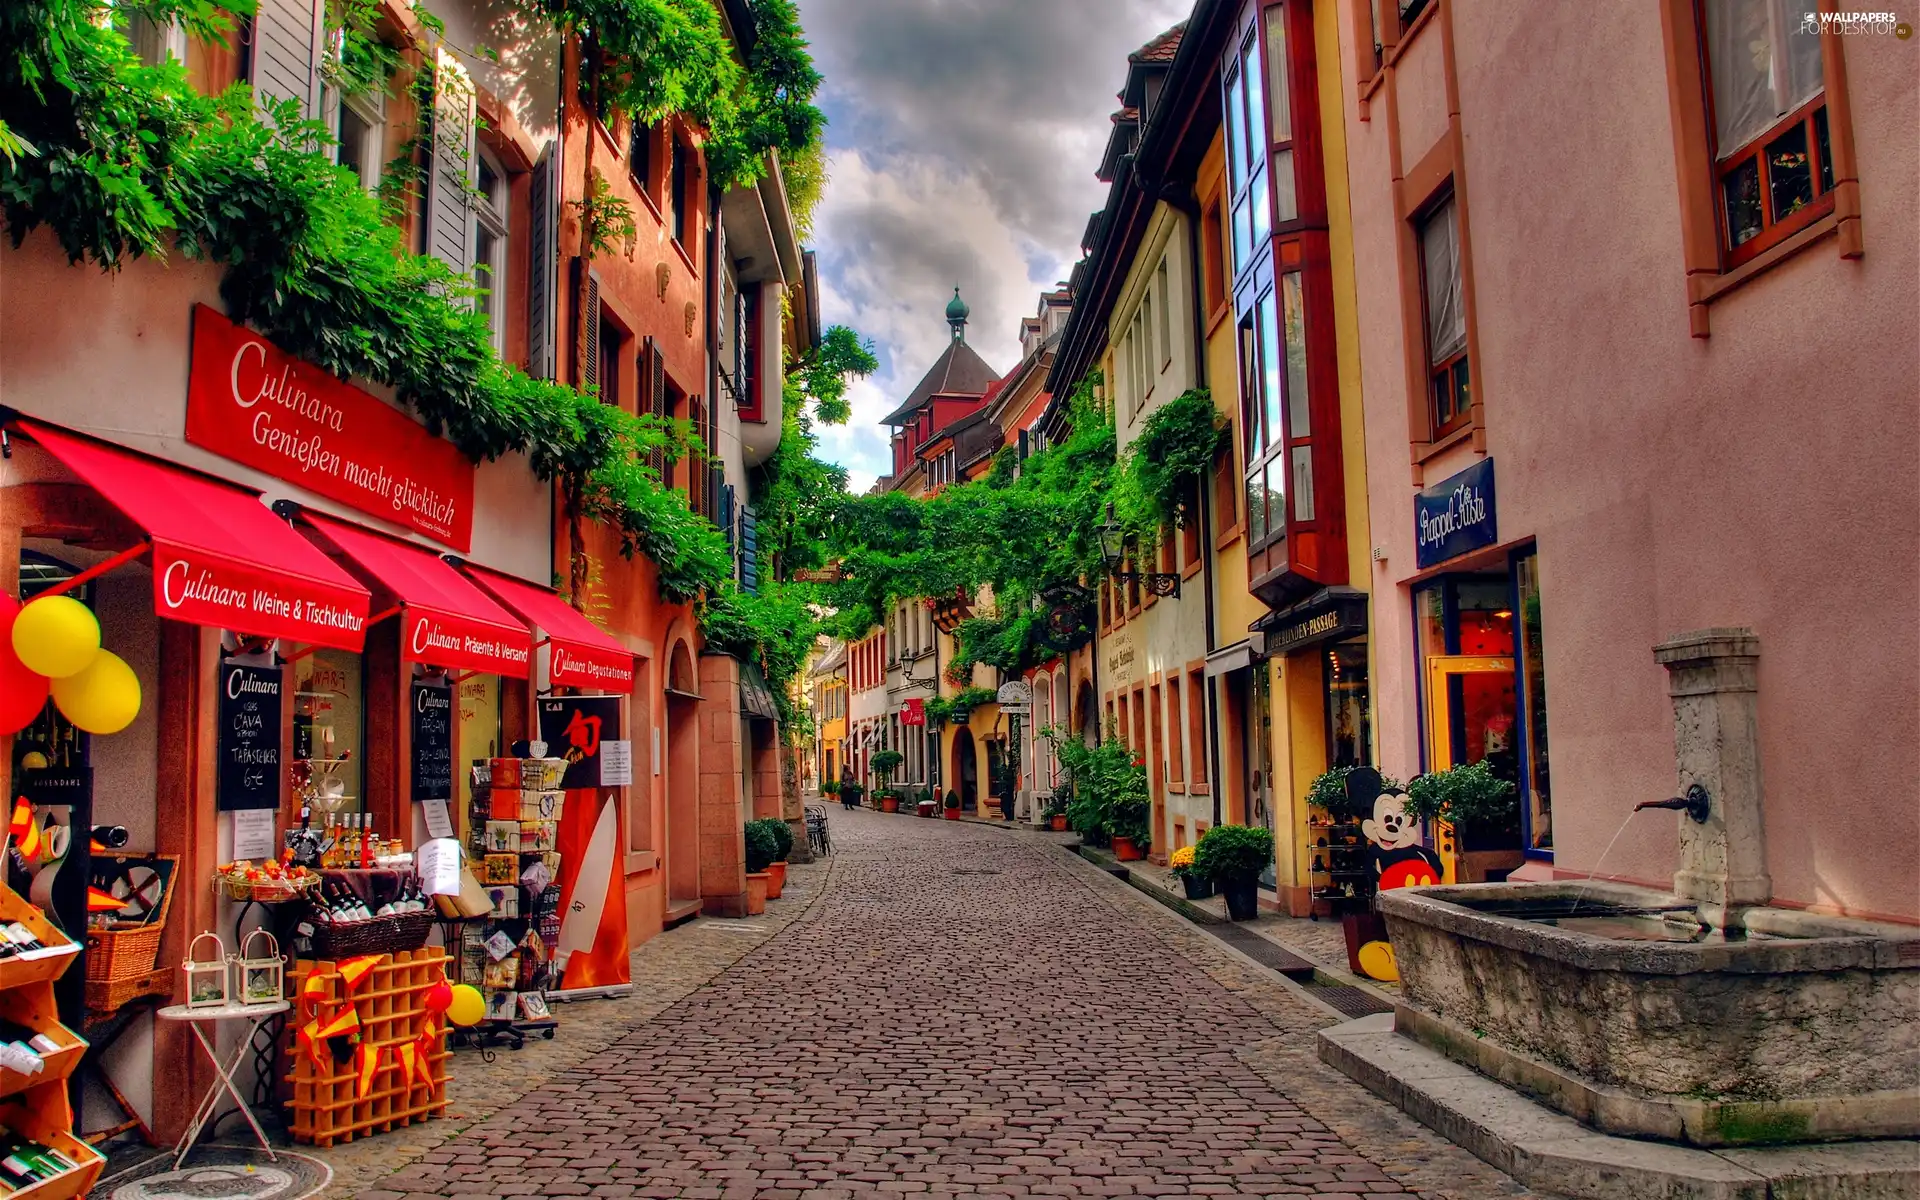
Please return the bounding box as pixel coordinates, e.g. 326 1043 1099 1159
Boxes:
1337 0 1916 922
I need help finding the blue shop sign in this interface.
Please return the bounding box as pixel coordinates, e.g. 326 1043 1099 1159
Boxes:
1415 458 1497 569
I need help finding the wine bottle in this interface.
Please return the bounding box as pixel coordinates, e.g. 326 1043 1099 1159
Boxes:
90 825 129 849
360 813 374 869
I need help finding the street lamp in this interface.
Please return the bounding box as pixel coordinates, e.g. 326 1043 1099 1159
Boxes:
1096 503 1180 599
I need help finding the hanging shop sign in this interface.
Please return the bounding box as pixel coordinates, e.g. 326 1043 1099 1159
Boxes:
186 304 477 551
900 698 925 726
1253 587 1370 657
995 680 1032 716
1415 458 1497 569
217 661 283 811
404 610 531 678
538 695 623 790
410 680 455 802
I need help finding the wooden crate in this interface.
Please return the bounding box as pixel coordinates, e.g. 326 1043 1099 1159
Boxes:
284 948 451 1148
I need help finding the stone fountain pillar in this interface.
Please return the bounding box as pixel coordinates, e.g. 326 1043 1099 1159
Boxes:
1653 628 1771 929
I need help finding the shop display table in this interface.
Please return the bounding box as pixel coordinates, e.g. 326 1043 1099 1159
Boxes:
157 1000 290 1169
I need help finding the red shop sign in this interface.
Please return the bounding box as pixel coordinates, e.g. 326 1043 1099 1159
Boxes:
901 698 925 726
406 611 532 678
185 305 476 551
550 642 635 692
154 543 368 651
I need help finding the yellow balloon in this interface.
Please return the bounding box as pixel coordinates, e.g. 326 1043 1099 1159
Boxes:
50 650 141 735
12 596 100 679
446 983 486 1027
1357 940 1400 983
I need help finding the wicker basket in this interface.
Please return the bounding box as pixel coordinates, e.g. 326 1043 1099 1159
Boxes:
214 873 318 903
85 966 173 1015
307 909 434 960
85 854 178 986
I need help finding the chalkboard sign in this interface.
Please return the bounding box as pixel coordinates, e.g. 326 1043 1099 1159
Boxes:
411 680 454 802
217 662 282 811
538 695 623 790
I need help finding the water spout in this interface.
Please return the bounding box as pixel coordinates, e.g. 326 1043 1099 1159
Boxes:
1633 783 1711 824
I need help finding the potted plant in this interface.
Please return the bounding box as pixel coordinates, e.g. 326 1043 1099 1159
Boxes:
942 790 961 821
1043 792 1069 832
820 778 840 800
871 751 903 811
1404 760 1521 883
743 821 779 915
749 818 792 899
1194 824 1273 921
1168 844 1213 900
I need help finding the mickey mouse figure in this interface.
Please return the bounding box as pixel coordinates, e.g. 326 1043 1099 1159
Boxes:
1345 767 1443 892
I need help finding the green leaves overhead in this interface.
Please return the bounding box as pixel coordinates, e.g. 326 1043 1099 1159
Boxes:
536 0 823 190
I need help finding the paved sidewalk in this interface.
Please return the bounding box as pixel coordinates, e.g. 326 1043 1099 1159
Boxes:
358 808 1539 1199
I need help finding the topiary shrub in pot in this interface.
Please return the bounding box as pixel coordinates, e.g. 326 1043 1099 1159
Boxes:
1194 824 1273 920
942 789 961 820
743 820 779 914
747 817 793 898
1404 760 1520 880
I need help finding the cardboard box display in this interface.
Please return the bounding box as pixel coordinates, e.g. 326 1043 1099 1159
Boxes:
521 758 567 791
482 854 519 885
485 820 521 854
489 789 523 821
485 886 518 918
530 791 564 821
519 821 556 852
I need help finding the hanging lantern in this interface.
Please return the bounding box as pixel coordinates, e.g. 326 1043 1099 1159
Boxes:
182 931 231 1009
236 927 284 1006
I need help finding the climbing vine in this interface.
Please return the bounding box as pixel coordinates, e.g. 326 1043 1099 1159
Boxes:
1110 387 1223 537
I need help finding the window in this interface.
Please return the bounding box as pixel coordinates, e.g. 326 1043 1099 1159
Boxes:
597 311 621 406
474 147 509 356
1280 271 1313 522
1241 286 1288 547
738 286 763 419
1186 667 1209 786
128 11 187 66
334 91 383 192
1416 193 1469 437
670 135 692 248
1701 0 1829 263
1265 5 1297 224
1200 200 1228 315
1155 261 1172 367
1222 22 1270 276
629 120 654 194
1166 677 1184 784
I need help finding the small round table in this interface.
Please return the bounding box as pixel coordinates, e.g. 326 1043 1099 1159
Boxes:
156 1000 290 1169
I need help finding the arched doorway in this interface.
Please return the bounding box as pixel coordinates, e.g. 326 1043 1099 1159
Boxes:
665 640 700 909
1076 679 1098 747
951 726 977 810
985 738 1005 818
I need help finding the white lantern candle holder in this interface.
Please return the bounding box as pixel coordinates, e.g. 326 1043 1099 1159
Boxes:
236 927 283 1006
182 931 230 1009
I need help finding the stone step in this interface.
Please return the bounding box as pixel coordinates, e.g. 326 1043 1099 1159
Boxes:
1318 1015 1920 1200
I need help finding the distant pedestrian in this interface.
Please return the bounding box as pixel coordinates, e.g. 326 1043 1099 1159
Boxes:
839 764 858 811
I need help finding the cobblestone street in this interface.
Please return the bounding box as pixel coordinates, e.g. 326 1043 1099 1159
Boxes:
359 810 1536 1200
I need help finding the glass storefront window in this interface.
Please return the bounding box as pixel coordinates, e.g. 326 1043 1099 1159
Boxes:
1515 553 1552 851
1324 640 1370 769
293 647 364 819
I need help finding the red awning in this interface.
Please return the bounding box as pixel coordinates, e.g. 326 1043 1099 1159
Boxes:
302 515 531 678
18 420 371 649
466 568 635 693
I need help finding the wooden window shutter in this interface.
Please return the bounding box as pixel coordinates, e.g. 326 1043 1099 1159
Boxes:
580 269 600 395
248 0 322 120
424 48 477 279
739 504 759 594
527 142 557 380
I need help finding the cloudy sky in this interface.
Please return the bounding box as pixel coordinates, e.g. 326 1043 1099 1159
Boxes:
796 0 1190 492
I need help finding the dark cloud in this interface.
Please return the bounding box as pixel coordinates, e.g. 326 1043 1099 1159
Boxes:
797 0 1189 489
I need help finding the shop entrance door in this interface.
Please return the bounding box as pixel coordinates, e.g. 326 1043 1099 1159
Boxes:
1423 655 1516 883
1239 665 1277 890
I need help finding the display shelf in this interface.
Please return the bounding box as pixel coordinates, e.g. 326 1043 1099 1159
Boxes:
0 880 102 1200
284 948 449 1148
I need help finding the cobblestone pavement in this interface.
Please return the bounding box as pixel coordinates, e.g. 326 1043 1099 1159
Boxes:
359 809 1543 1200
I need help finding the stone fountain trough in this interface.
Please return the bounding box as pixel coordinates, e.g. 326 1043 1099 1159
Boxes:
1379 879 1920 1146
1357 631 1920 1150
